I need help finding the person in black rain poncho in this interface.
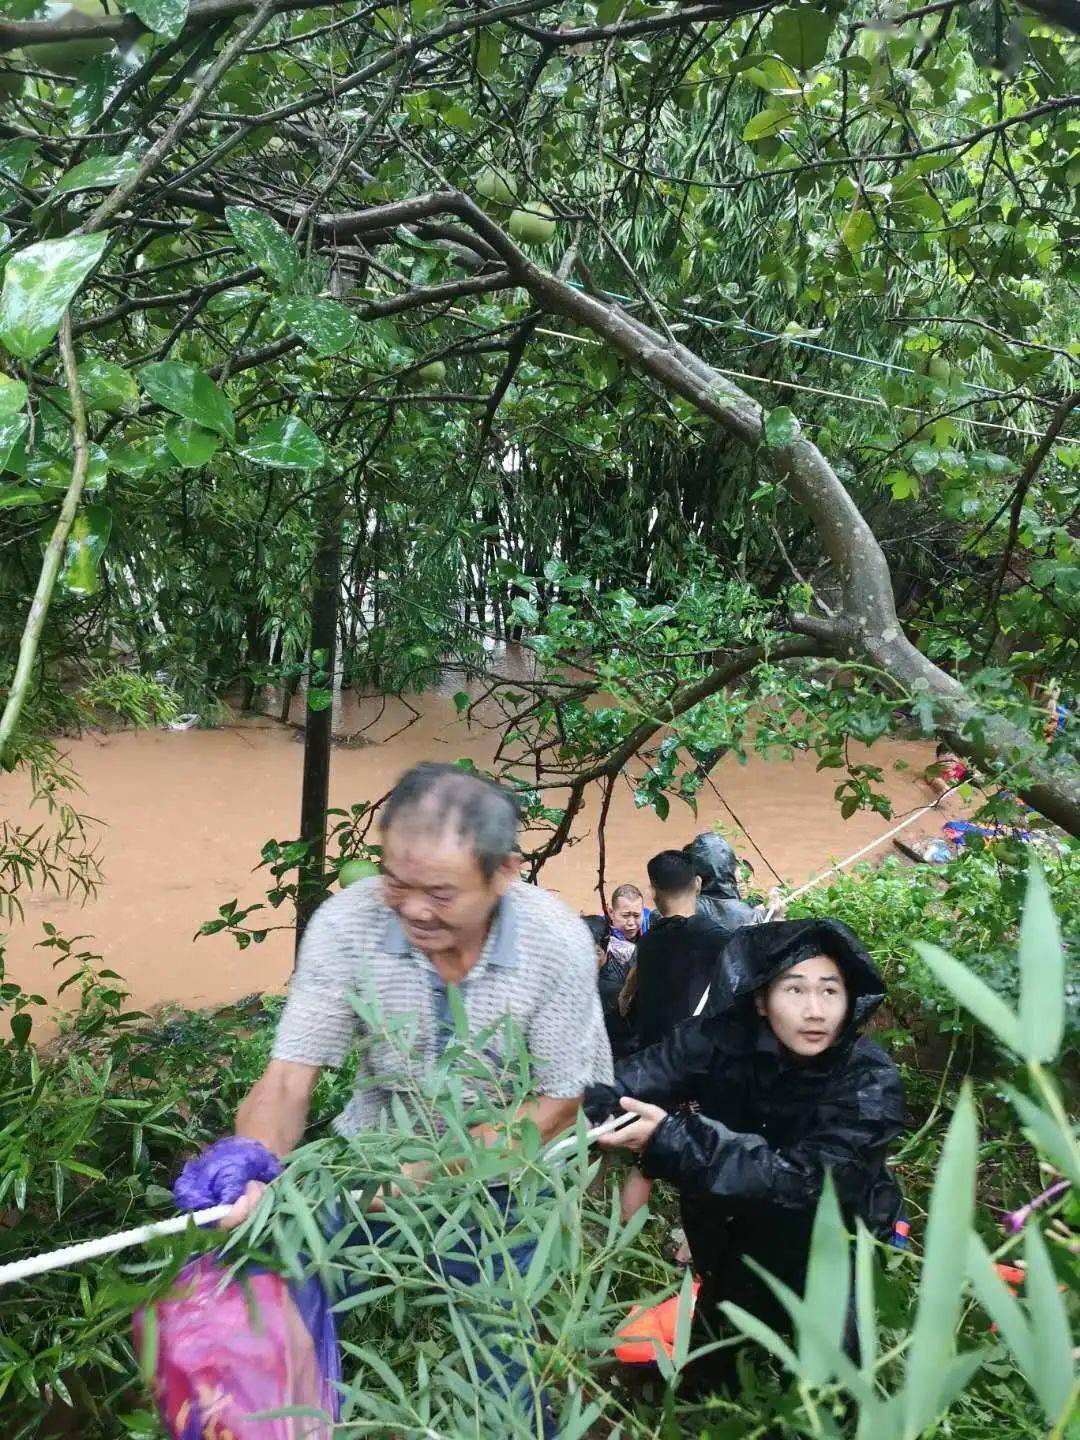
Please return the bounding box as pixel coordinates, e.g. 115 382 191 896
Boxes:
586 918 905 1360
684 833 756 932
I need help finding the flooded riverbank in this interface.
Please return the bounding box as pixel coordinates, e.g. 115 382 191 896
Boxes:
2 687 959 1021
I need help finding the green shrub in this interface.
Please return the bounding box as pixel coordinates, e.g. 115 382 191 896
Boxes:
790 846 1079 1053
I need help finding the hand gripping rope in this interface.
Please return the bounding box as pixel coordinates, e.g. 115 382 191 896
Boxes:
0 795 950 1288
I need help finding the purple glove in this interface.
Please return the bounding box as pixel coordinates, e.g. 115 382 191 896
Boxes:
173 1136 282 1211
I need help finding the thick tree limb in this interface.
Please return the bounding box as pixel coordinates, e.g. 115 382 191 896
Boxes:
315 189 1080 835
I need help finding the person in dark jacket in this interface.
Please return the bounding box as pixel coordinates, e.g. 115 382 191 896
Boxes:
615 849 743 1227
624 850 739 1049
586 918 905 1364
584 914 638 1060
684 833 756 933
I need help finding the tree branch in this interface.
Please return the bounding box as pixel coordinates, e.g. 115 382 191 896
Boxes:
0 314 90 767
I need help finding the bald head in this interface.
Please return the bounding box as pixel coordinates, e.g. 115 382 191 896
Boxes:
379 763 520 879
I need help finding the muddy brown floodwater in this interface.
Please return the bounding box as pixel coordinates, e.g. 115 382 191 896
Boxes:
2 681 962 1025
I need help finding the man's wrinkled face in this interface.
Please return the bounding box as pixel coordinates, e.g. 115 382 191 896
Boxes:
755 954 848 1057
610 895 643 939
380 822 514 958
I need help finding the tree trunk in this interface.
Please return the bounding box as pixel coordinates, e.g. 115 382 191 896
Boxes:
295 495 342 957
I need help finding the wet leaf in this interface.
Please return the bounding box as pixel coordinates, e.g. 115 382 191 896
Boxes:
768 7 835 70
54 503 113 597
78 356 138 413
225 205 300 288
56 151 140 193
271 296 357 356
0 412 28 470
0 233 109 360
164 418 220 469
0 374 28 419
238 416 324 469
763 406 797 447
123 0 188 38
138 361 235 440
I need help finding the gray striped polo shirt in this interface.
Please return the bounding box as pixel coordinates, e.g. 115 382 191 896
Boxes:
272 875 614 1136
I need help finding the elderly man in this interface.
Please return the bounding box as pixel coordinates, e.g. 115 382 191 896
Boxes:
221 762 612 1224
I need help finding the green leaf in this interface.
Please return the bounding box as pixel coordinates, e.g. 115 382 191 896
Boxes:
1002 1086 1080 1187
476 27 501 77
56 503 112 597
799 1174 849 1384
10 1012 31 1048
238 416 324 470
853 1222 879 1384
78 356 138 413
763 406 797 447
967 1232 1035 1380
743 105 793 142
0 482 45 508
138 362 235 440
123 0 188 38
888 470 919 501
720 1302 799 1370
0 233 109 360
56 151 140 193
913 941 1023 1053
270 296 356 356
453 691 469 714
0 412 28 471
670 1266 696 1371
69 54 121 131
225 205 300 288
902 1086 978 1436
1023 1222 1075 1423
1018 862 1064 1063
306 688 332 711
0 374 28 418
841 208 876 254
768 6 835 69
164 418 220 469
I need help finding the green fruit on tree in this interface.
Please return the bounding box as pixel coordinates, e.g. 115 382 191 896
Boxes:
416 360 446 386
508 203 557 246
338 857 379 887
475 165 517 206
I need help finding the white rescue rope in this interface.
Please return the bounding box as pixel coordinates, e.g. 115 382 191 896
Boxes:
0 1205 231 1286
0 796 953 1288
0 1116 639 1288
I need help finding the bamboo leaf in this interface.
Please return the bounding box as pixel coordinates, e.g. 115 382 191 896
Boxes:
1023 1222 1075 1421
0 233 109 360
1018 862 1064 1062
902 1086 978 1436
799 1172 849 1384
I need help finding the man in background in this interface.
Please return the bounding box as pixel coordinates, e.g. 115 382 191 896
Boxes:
609 882 652 943
616 848 746 1225
684 833 756 933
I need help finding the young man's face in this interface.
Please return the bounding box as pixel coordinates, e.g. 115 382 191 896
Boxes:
610 896 643 938
380 823 515 958
755 954 848 1057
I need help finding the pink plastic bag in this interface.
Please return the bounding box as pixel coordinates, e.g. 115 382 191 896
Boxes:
134 1255 340 1439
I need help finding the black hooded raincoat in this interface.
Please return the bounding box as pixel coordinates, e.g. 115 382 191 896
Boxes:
586 918 905 1342
684 833 756 934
